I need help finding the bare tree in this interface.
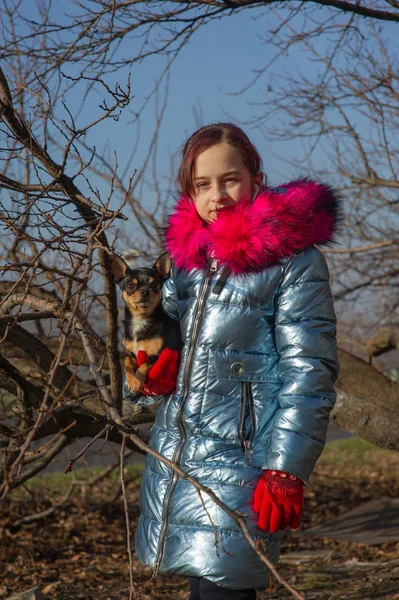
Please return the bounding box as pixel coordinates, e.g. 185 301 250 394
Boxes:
1 4 399 598
1 1 398 82
0 28 166 499
0 0 177 506
0 0 398 498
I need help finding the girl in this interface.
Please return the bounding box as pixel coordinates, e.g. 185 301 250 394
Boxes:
126 123 340 599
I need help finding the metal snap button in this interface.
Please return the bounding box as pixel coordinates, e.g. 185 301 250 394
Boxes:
230 362 245 376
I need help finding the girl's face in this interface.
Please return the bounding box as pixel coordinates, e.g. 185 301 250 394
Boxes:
192 143 263 223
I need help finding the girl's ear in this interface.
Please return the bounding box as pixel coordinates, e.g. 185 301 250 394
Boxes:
251 184 260 202
252 172 264 200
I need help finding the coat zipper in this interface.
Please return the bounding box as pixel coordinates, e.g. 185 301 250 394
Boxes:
154 257 218 574
238 382 255 465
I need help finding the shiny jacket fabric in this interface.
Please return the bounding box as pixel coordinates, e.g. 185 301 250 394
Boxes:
130 180 341 590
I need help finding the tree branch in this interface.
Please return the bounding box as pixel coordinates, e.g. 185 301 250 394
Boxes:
331 388 399 450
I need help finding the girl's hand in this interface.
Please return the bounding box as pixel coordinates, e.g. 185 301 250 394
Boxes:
253 470 304 533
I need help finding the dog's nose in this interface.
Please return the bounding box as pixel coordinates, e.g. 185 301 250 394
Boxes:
140 288 149 297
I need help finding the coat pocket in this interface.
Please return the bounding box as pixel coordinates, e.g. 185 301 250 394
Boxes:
238 382 255 465
207 349 280 383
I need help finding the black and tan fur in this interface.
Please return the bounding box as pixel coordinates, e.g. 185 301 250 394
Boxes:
111 252 181 394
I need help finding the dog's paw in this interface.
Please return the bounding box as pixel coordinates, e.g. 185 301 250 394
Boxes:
124 356 153 393
124 356 142 392
125 370 144 393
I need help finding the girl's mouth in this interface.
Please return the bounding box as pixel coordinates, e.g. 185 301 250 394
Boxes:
214 204 233 213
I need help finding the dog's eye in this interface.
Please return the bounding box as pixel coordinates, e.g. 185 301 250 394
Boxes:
124 283 136 294
150 282 161 292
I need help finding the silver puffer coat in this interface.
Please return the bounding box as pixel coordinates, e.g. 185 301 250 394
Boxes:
128 180 341 590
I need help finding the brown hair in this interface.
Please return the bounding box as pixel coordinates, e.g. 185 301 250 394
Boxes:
176 123 263 197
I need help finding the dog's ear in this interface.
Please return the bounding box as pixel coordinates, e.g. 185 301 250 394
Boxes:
153 252 172 280
110 254 129 283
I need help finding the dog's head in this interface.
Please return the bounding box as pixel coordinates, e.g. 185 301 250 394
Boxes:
111 252 172 317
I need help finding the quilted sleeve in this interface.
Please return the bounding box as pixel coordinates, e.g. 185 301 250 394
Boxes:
264 246 339 482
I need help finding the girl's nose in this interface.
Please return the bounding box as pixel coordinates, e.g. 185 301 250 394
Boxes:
212 184 226 203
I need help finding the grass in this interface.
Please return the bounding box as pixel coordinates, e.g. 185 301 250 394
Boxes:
10 462 145 498
320 437 376 463
316 436 399 478
295 573 335 591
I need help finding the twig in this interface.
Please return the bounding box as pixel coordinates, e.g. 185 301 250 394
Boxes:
64 424 110 473
123 429 306 600
196 488 232 559
120 434 136 600
324 240 396 254
0 310 55 323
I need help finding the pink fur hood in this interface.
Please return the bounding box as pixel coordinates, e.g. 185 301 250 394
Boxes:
165 178 342 275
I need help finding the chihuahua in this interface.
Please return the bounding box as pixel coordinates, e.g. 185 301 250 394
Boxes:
111 252 181 395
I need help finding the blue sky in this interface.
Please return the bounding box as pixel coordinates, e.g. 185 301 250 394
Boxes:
15 2 322 197
4 2 398 213
77 6 295 188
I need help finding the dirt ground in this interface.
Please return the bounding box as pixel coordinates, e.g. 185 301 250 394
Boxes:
1 438 398 600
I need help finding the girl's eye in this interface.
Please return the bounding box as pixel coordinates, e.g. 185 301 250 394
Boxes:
225 178 239 184
196 182 208 190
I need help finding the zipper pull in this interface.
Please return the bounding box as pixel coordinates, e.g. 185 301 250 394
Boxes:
210 257 218 272
244 440 252 465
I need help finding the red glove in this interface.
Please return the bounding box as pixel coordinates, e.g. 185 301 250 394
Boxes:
136 348 179 396
253 470 304 533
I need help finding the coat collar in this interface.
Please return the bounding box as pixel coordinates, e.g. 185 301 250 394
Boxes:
165 178 342 275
